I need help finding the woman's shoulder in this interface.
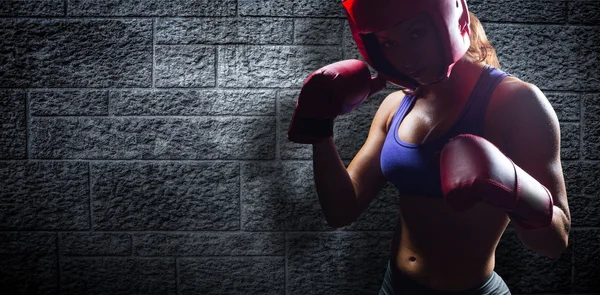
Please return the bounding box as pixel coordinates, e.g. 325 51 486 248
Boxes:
380 89 406 111
495 75 543 98
490 75 554 119
486 75 559 150
377 90 406 133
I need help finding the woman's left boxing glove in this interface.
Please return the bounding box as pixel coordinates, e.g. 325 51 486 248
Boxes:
440 134 554 229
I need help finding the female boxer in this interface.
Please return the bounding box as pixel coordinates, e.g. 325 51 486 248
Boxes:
287 0 571 294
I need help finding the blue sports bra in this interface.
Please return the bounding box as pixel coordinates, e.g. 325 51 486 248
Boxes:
379 65 510 197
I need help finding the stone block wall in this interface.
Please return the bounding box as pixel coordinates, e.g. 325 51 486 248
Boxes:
0 0 598 294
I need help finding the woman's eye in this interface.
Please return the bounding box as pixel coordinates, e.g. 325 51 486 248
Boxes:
410 29 425 39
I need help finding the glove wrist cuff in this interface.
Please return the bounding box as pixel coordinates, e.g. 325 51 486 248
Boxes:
288 116 334 144
296 117 334 137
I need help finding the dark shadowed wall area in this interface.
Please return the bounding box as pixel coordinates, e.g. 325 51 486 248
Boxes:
0 0 599 294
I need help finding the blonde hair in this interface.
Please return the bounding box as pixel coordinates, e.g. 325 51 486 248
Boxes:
465 11 500 68
403 11 500 96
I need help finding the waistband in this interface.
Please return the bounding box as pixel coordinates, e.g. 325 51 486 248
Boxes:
384 260 511 295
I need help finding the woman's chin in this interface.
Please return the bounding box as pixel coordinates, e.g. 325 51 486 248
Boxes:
416 72 447 86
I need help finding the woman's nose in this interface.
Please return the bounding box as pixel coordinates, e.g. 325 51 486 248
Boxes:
395 46 417 71
396 56 416 73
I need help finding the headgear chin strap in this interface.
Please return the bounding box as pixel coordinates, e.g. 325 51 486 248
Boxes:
342 0 471 90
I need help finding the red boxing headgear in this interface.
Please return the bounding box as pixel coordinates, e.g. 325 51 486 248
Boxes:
342 0 470 90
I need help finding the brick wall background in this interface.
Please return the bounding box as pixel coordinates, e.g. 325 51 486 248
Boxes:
0 0 598 294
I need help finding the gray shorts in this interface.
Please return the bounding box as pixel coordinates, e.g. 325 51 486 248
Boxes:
380 261 511 295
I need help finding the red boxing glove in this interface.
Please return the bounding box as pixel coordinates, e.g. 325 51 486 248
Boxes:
440 134 554 229
287 59 386 144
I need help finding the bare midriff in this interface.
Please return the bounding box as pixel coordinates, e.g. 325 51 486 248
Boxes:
391 194 510 291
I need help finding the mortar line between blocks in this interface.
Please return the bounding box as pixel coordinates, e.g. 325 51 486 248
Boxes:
276 90 281 160
106 89 111 116
2 159 312 164
13 87 600 93
214 46 219 89
130 232 134 257
579 95 584 161
0 17 596 27
152 18 156 89
25 90 31 159
291 16 296 45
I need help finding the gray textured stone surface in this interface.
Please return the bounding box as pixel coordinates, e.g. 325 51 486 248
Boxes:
580 161 600 195
68 0 236 16
568 1 600 24
0 233 58 295
294 19 344 45
570 195 600 227
241 161 318 231
241 161 398 231
155 46 216 88
157 18 293 45
238 0 344 17
30 89 109 116
218 45 342 88
469 0 566 23
110 89 276 116
0 90 26 159
293 0 345 17
0 0 64 16
287 232 391 295
0 19 152 87
546 92 581 122
134 232 285 256
484 24 600 91
31 117 275 159
560 123 580 160
583 94 600 160
179 257 285 295
495 231 572 293
573 229 600 292
0 161 89 230
90 161 240 230
61 232 131 256
562 161 582 196
61 258 177 295
0 1 597 294
238 0 294 16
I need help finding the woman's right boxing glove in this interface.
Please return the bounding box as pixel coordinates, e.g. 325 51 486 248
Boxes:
287 59 387 144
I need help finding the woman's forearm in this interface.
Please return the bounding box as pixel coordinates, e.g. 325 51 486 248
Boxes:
312 137 360 228
513 205 570 259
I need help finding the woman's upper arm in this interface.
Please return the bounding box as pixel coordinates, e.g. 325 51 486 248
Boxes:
346 91 403 215
491 80 571 228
